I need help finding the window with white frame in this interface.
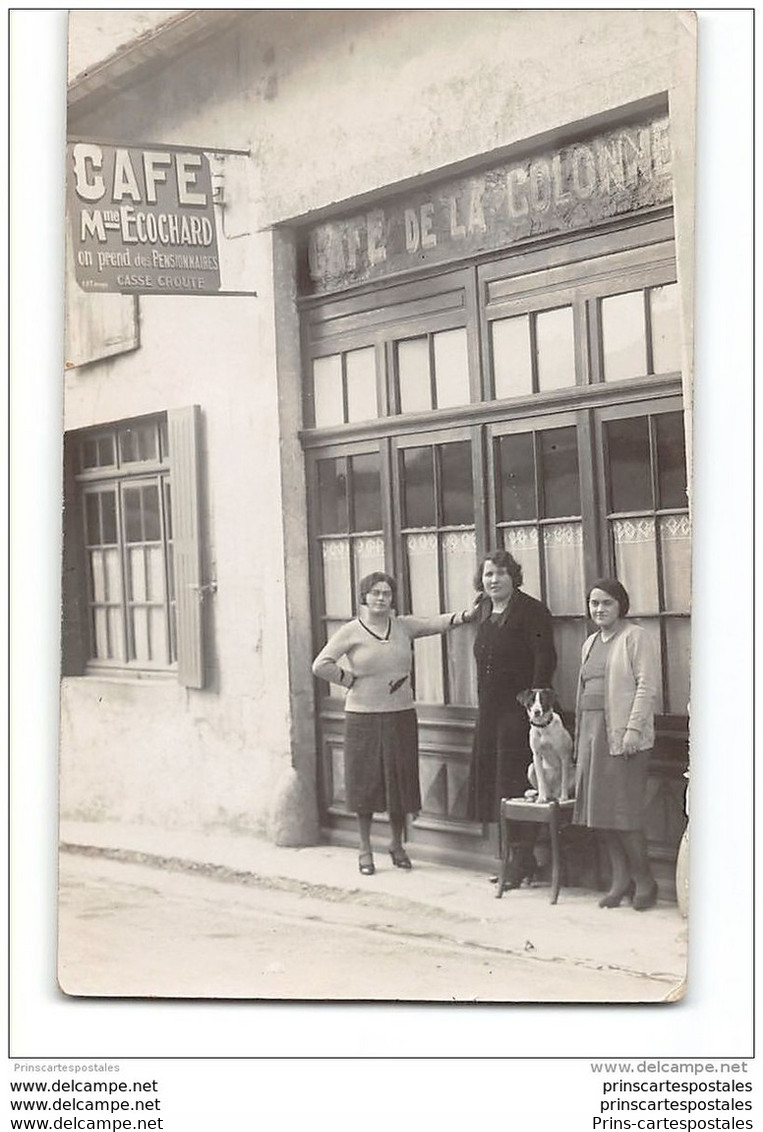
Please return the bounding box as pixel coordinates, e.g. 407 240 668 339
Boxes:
64 407 205 687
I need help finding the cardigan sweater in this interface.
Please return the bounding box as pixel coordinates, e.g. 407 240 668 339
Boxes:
574 621 658 757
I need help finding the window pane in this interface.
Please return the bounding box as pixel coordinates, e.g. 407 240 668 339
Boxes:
433 327 470 409
540 427 580 517
164 481 173 539
120 422 157 464
349 453 381 531
141 484 161 541
89 550 106 602
313 354 344 427
92 608 108 658
108 606 126 661
402 447 436 527
345 347 377 423
85 493 101 544
536 306 575 391
612 517 659 614
497 433 536 521
146 546 164 601
82 434 115 470
398 337 431 413
492 315 532 399
665 618 690 714
650 283 681 374
321 539 352 617
656 412 687 509
440 441 474 526
132 607 150 661
602 291 647 381
443 530 478 706
406 532 443 703
543 523 584 615
317 459 348 534
353 537 385 598
660 514 691 612
605 417 652 512
104 548 122 602
123 487 143 543
82 438 99 469
149 607 169 665
101 491 117 544
128 547 147 602
502 526 541 601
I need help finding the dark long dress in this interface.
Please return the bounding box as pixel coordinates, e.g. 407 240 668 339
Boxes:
467 589 557 823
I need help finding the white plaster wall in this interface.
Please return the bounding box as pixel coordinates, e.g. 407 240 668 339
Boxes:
61 229 298 836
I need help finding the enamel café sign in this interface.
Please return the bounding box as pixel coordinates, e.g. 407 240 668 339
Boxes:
67 141 221 294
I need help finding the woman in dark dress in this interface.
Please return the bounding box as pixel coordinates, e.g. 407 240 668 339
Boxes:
467 549 557 886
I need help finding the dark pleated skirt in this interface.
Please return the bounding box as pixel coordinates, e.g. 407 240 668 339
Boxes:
573 709 651 831
344 709 421 816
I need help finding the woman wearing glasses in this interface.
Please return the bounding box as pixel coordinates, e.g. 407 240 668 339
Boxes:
312 571 475 876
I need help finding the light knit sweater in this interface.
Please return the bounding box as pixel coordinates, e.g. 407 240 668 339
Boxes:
574 621 658 756
312 612 468 713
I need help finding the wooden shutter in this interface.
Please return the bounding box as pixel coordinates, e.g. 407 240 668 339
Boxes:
64 226 139 368
168 405 205 688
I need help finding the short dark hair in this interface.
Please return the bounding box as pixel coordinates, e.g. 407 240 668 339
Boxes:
359 571 398 609
473 549 523 592
587 577 630 618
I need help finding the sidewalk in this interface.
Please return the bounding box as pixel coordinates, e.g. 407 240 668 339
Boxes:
59 820 688 1001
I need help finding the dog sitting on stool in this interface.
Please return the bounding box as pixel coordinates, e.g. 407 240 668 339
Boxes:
517 688 574 803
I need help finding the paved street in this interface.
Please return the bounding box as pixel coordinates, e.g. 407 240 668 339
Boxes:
59 850 681 1002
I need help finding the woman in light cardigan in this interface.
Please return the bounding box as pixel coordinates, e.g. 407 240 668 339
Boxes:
312 571 475 877
573 578 659 911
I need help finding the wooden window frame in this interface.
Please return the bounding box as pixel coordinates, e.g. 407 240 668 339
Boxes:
66 407 206 688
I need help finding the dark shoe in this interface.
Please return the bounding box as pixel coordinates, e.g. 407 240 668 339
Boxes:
389 847 412 870
599 878 636 909
632 879 658 911
358 852 375 876
503 853 534 890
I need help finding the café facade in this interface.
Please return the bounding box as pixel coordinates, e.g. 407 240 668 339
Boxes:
61 10 695 889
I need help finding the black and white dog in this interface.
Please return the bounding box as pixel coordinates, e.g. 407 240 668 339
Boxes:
517 688 574 804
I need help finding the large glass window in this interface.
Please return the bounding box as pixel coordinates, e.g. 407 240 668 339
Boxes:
400 438 477 706
494 423 586 709
75 417 176 671
396 328 470 413
491 304 575 399
604 409 690 714
315 450 384 696
601 283 681 381
312 346 378 427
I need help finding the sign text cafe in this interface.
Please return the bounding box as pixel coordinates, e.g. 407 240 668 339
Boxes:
67 141 221 294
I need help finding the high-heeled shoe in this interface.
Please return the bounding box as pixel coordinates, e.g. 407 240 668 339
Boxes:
358 852 375 876
632 879 658 911
599 878 636 909
389 847 412 870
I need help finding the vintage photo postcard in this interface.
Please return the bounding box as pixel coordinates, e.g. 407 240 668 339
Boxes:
58 9 695 1003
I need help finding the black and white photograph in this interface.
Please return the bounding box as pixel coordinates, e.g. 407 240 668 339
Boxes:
54 8 699 1005
6 6 755 1086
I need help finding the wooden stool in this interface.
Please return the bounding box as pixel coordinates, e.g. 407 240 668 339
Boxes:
496 797 576 904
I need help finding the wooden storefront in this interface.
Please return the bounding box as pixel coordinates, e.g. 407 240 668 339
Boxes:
297 101 689 881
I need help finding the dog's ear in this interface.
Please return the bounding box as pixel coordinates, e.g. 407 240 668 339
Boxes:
516 689 533 708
